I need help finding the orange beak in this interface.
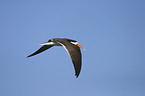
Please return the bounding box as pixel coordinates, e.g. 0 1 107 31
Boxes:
76 43 85 50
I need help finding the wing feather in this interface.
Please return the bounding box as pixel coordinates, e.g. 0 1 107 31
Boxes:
27 45 53 58
55 40 82 78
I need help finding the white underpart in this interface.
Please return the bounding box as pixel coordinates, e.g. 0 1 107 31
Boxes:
38 42 56 45
70 41 78 45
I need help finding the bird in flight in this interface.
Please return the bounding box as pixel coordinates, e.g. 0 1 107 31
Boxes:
27 38 85 78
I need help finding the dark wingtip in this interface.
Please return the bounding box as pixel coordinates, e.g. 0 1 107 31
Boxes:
27 54 34 58
75 74 79 78
27 55 31 58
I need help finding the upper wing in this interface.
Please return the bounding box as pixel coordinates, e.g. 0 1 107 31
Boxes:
55 39 82 78
27 45 53 58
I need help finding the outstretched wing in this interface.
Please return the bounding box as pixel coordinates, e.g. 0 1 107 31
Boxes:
55 39 82 78
27 45 53 58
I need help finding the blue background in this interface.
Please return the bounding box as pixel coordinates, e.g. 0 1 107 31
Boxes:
0 0 145 96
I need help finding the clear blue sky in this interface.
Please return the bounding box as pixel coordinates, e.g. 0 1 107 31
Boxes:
0 0 145 96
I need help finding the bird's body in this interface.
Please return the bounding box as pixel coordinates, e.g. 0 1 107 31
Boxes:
27 38 85 78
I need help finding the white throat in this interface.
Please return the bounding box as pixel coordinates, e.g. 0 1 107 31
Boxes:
71 42 78 45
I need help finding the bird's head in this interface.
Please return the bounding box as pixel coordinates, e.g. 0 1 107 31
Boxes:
69 40 85 50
